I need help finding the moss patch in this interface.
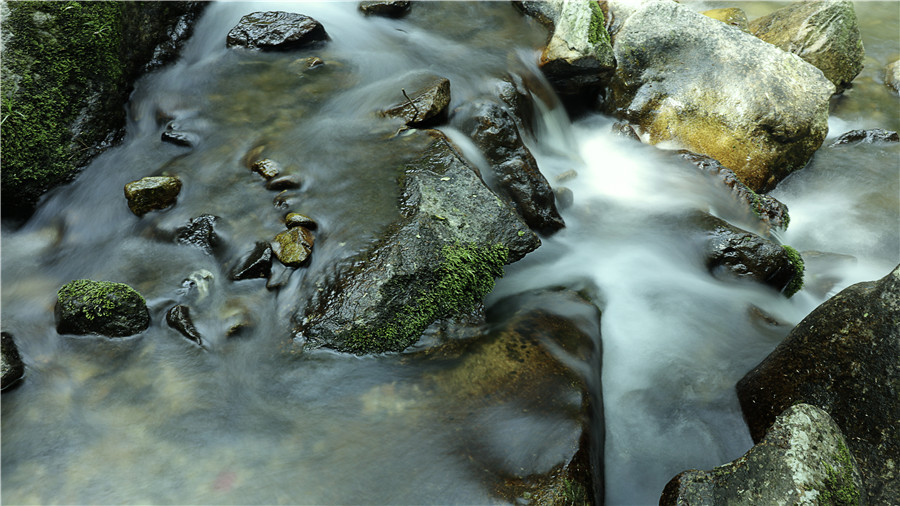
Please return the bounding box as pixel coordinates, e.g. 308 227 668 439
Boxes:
819 440 861 506
57 279 145 323
781 245 805 297
587 2 610 47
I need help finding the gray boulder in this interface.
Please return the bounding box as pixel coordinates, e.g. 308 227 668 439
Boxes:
295 129 540 354
604 0 834 192
661 404 864 505
55 279 150 338
1 332 25 391
737 264 900 504
226 11 328 51
749 0 864 94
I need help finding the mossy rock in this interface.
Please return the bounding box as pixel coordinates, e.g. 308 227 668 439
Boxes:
55 279 150 338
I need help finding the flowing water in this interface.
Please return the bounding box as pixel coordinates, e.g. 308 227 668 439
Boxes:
2 2 898 505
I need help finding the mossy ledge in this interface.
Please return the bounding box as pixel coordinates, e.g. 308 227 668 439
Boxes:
340 242 509 354
781 245 805 298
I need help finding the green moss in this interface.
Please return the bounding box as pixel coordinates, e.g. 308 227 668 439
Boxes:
58 279 145 322
587 2 610 47
819 440 861 506
781 245 805 297
341 243 509 354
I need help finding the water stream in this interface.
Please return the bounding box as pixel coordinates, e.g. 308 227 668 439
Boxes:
2 2 898 505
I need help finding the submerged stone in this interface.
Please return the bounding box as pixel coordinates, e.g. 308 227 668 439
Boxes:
830 128 900 146
160 123 199 147
381 77 451 127
55 279 150 338
266 174 302 191
1 332 25 391
226 11 328 51
358 1 410 18
124 176 182 216
166 304 203 346
272 226 315 267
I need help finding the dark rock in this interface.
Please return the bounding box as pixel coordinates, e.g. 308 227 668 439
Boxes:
273 191 300 210
160 121 200 147
251 159 281 180
456 99 565 235
381 77 451 127
124 176 182 216
1 332 25 391
358 1 411 18
749 0 865 93
737 264 900 504
226 11 328 51
165 305 203 346
285 213 317 230
266 174 302 191
175 215 220 254
272 226 315 267
295 129 541 354
230 241 273 281
55 279 150 337
700 7 749 32
661 404 864 505
611 121 640 142
830 128 900 146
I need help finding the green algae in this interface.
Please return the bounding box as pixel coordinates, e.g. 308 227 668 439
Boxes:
57 279 146 323
781 245 805 298
819 440 861 505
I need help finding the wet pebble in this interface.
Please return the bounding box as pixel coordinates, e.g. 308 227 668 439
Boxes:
166 305 204 346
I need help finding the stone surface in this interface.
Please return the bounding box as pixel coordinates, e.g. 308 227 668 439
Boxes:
230 241 273 281
251 159 281 180
166 305 203 346
830 128 899 146
750 0 864 93
175 215 220 254
226 11 328 51
285 213 317 230
272 227 315 267
358 1 410 18
456 99 565 235
661 404 864 506
737 264 900 504
295 129 540 354
160 129 199 148
124 176 182 216
266 174 302 191
885 59 900 93
1 332 25 391
381 77 451 127
700 7 749 32
55 279 150 338
604 0 834 192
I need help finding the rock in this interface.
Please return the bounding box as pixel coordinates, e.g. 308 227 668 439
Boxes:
674 150 790 233
456 99 565 235
692 212 803 297
830 128 900 146
661 404 864 505
700 7 749 32
55 279 150 338
266 174 301 191
1 332 25 391
124 176 182 216
749 0 864 93
381 77 451 127
610 121 641 142
604 0 834 192
358 1 411 18
160 121 200 147
885 59 900 93
251 159 281 180
737 264 900 504
295 129 540 354
517 0 615 97
165 305 203 346
554 187 574 210
175 215 220 254
225 11 328 51
284 213 317 230
272 226 315 267
230 241 273 281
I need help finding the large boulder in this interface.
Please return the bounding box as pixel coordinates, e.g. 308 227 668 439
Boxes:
226 11 328 51
737 264 900 504
749 0 864 94
55 279 151 338
661 404 864 505
1 332 25 391
603 0 834 192
456 99 565 235
295 129 540 354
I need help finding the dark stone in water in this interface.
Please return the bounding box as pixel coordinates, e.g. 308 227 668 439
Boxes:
124 176 182 217
830 128 900 146
284 213 317 230
359 1 411 18
1 332 25 391
226 11 328 51
55 279 150 338
160 129 198 147
381 77 451 127
230 241 273 281
176 215 220 254
737 264 900 504
166 305 203 346
266 174 302 191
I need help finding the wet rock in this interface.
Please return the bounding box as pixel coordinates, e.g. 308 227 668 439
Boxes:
178 269 215 301
296 129 541 354
885 59 900 93
737 264 900 504
610 121 641 142
175 214 220 254
165 305 203 346
284 213 317 230
55 279 150 338
124 176 182 216
604 0 834 192
160 122 200 147
830 128 899 146
230 241 273 281
456 99 565 235
251 159 281 180
265 174 301 191
700 7 749 32
226 11 328 51
381 77 451 127
692 212 803 296
266 263 293 290
661 404 864 506
749 0 864 93
517 0 615 97
272 226 315 267
1 332 25 391
358 1 410 18
674 150 790 233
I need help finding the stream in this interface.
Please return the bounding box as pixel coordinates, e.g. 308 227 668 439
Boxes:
2 2 898 505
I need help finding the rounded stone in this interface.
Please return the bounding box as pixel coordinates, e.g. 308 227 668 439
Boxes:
55 279 150 337
285 213 317 230
124 176 182 216
271 227 315 267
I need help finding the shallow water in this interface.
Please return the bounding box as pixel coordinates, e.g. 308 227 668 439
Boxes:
2 2 898 505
